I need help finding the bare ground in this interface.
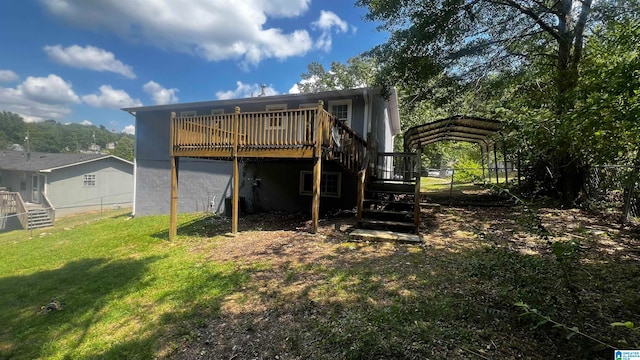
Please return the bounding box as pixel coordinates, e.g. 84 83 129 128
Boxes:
163 204 640 360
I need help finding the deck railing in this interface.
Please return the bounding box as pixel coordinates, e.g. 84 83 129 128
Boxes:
375 152 420 181
0 191 28 229
171 103 368 174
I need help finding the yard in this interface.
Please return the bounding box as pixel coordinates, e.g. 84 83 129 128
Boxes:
0 204 638 359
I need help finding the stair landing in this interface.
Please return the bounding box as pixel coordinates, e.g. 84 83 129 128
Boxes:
349 229 421 244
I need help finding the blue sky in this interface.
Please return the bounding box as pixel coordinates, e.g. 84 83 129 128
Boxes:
0 0 386 134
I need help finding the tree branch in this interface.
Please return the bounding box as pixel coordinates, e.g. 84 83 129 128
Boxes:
571 0 593 69
489 0 562 41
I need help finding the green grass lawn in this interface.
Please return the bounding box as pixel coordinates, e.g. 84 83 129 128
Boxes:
0 211 256 359
1 208 638 359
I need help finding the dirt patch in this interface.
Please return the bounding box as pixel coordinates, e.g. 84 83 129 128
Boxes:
165 207 640 359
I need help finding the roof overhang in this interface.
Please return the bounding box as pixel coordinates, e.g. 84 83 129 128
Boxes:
404 115 503 150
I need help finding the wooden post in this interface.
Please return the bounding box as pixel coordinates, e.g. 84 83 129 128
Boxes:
480 144 486 181
356 165 366 222
493 142 499 185
502 142 509 184
311 101 324 233
517 150 522 190
169 112 178 240
414 149 422 234
232 106 240 234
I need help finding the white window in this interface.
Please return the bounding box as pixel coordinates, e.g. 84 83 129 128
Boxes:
211 109 224 115
83 174 96 187
328 99 352 126
266 104 287 130
180 111 196 117
299 171 341 198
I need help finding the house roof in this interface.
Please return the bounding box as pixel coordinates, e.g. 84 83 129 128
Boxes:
0 151 133 172
404 115 504 150
122 86 396 113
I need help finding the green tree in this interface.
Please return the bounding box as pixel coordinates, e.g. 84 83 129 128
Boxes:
296 56 378 93
112 136 134 161
0 112 26 149
358 0 638 203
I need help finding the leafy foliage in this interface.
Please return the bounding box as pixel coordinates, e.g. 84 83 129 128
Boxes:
0 112 134 161
296 56 378 93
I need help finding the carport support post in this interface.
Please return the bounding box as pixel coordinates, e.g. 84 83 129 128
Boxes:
311 100 324 234
493 142 499 185
480 144 486 181
502 142 509 184
232 106 240 234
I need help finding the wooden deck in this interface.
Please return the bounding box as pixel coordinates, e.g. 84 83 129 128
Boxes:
168 101 369 239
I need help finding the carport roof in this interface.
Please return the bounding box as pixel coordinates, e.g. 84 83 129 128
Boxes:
404 115 503 150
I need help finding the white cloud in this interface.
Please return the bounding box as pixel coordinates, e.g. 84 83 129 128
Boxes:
288 83 301 94
288 76 319 94
43 0 314 66
80 120 92 125
143 81 179 105
312 10 349 52
122 124 135 135
20 74 80 104
0 74 79 122
44 44 136 79
216 81 278 100
0 70 18 83
82 85 142 108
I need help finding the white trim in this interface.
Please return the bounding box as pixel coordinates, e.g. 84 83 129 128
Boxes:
39 155 133 173
299 171 341 198
328 99 352 127
180 110 196 117
299 103 318 109
266 104 288 130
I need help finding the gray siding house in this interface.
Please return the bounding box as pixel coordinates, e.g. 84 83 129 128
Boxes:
0 151 133 222
124 87 401 218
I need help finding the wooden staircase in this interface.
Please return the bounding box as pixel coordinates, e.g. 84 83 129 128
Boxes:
351 153 422 243
27 208 53 229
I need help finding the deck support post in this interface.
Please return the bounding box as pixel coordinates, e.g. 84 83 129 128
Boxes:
169 112 179 240
312 100 324 234
232 106 240 234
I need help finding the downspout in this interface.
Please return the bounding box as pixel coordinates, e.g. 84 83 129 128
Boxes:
127 110 137 216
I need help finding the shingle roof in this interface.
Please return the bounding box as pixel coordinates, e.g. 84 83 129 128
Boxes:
0 151 128 172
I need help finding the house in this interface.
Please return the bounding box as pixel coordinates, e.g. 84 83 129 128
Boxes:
0 151 133 230
123 87 421 238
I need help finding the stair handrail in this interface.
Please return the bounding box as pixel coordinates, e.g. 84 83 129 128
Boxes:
356 152 370 222
0 191 28 229
41 192 56 225
319 111 368 174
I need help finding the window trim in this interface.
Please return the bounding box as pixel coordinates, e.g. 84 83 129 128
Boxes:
328 99 352 127
180 110 196 117
299 171 341 198
83 174 96 187
211 109 224 115
266 104 288 130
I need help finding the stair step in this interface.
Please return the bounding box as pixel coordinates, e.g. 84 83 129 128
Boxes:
366 189 415 195
350 229 421 243
367 182 416 193
360 219 416 230
362 209 412 216
362 209 411 221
